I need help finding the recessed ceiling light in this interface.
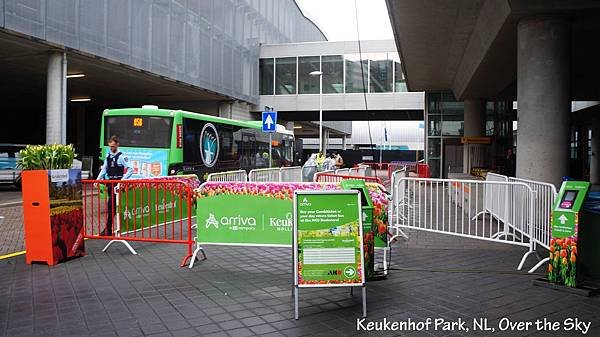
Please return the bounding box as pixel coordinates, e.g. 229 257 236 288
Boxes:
66 73 85 79
70 98 91 102
293 126 302 129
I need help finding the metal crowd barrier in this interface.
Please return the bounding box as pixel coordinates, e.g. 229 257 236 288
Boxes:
248 167 280 182
279 166 303 182
207 170 248 182
313 172 383 185
82 179 197 267
335 168 350 175
508 176 557 272
392 177 537 270
388 168 409 241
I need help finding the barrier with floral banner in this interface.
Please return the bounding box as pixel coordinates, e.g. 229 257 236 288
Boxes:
190 181 390 273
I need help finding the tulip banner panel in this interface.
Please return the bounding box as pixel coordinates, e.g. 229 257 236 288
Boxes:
49 169 85 262
548 181 590 288
293 190 364 287
194 182 389 250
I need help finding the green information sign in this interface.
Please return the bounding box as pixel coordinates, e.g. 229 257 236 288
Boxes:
293 191 364 287
196 194 293 246
551 211 576 238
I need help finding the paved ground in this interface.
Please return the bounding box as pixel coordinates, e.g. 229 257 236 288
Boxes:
0 185 21 206
1 236 599 337
0 206 23 255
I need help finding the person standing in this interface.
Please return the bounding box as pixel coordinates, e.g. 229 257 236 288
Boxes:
334 151 344 169
96 136 133 236
316 151 326 171
504 148 516 177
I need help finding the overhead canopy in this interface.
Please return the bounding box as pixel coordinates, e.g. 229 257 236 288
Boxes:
386 0 600 100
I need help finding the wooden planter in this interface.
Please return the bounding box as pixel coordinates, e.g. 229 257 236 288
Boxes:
22 169 85 265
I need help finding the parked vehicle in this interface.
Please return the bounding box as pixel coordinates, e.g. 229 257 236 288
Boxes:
0 144 27 189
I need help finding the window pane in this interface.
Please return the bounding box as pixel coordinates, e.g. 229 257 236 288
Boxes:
394 61 407 92
369 59 393 92
259 58 274 95
345 55 367 93
298 56 320 94
322 55 343 93
275 57 297 94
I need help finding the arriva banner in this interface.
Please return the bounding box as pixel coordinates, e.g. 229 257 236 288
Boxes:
196 194 293 246
195 182 390 248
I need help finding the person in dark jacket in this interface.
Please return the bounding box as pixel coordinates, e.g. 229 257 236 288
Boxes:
96 136 133 236
505 148 516 177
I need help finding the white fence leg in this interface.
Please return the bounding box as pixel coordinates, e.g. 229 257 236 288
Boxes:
103 185 137 255
189 242 206 268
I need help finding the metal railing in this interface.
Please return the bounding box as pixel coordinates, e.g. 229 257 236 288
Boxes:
508 176 557 273
314 172 383 185
393 177 537 270
388 168 409 241
248 168 280 182
82 179 197 267
335 168 350 175
279 166 303 182
207 170 248 182
349 165 368 177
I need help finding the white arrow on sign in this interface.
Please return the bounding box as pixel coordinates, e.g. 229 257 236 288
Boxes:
265 114 274 129
558 214 568 225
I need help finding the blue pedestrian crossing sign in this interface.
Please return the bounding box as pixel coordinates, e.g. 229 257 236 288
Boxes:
262 111 277 132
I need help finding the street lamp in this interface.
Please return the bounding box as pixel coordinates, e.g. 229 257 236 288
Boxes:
309 70 324 153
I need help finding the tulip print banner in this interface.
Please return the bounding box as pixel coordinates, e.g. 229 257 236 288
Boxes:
196 194 293 246
194 182 389 248
294 191 364 286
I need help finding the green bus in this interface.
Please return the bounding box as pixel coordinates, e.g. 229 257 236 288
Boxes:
99 106 295 180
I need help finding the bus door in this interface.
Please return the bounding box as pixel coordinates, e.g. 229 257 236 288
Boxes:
241 132 256 169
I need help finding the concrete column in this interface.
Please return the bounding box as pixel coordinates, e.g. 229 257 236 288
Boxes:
591 119 600 184
46 52 67 144
463 98 486 173
517 16 570 186
322 129 330 153
342 135 347 150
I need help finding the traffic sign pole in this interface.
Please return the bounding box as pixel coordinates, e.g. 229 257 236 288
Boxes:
269 133 272 168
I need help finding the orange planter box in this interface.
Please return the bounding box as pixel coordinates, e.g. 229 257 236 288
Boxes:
22 169 85 265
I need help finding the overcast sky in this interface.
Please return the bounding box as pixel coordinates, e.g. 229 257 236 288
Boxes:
296 0 394 41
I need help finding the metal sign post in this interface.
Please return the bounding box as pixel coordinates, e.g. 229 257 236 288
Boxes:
262 110 277 168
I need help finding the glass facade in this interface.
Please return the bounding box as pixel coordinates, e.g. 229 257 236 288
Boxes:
426 91 515 178
369 54 393 93
298 56 320 94
259 58 274 95
345 55 368 93
394 61 407 92
322 55 344 93
275 57 297 94
259 53 406 95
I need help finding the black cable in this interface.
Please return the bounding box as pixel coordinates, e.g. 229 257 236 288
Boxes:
353 0 377 176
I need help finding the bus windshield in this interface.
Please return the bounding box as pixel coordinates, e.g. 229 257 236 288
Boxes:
105 116 173 148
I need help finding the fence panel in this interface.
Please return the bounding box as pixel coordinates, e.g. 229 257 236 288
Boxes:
82 179 196 266
207 170 248 182
314 173 383 185
393 177 536 270
248 168 280 182
335 168 350 175
279 166 302 182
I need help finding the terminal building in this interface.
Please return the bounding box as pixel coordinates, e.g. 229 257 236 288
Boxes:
386 0 600 186
0 0 425 163
0 0 326 155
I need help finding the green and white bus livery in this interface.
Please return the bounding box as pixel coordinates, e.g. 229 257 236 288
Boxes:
100 106 294 180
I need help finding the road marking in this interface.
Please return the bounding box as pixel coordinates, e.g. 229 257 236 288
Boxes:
0 250 25 260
